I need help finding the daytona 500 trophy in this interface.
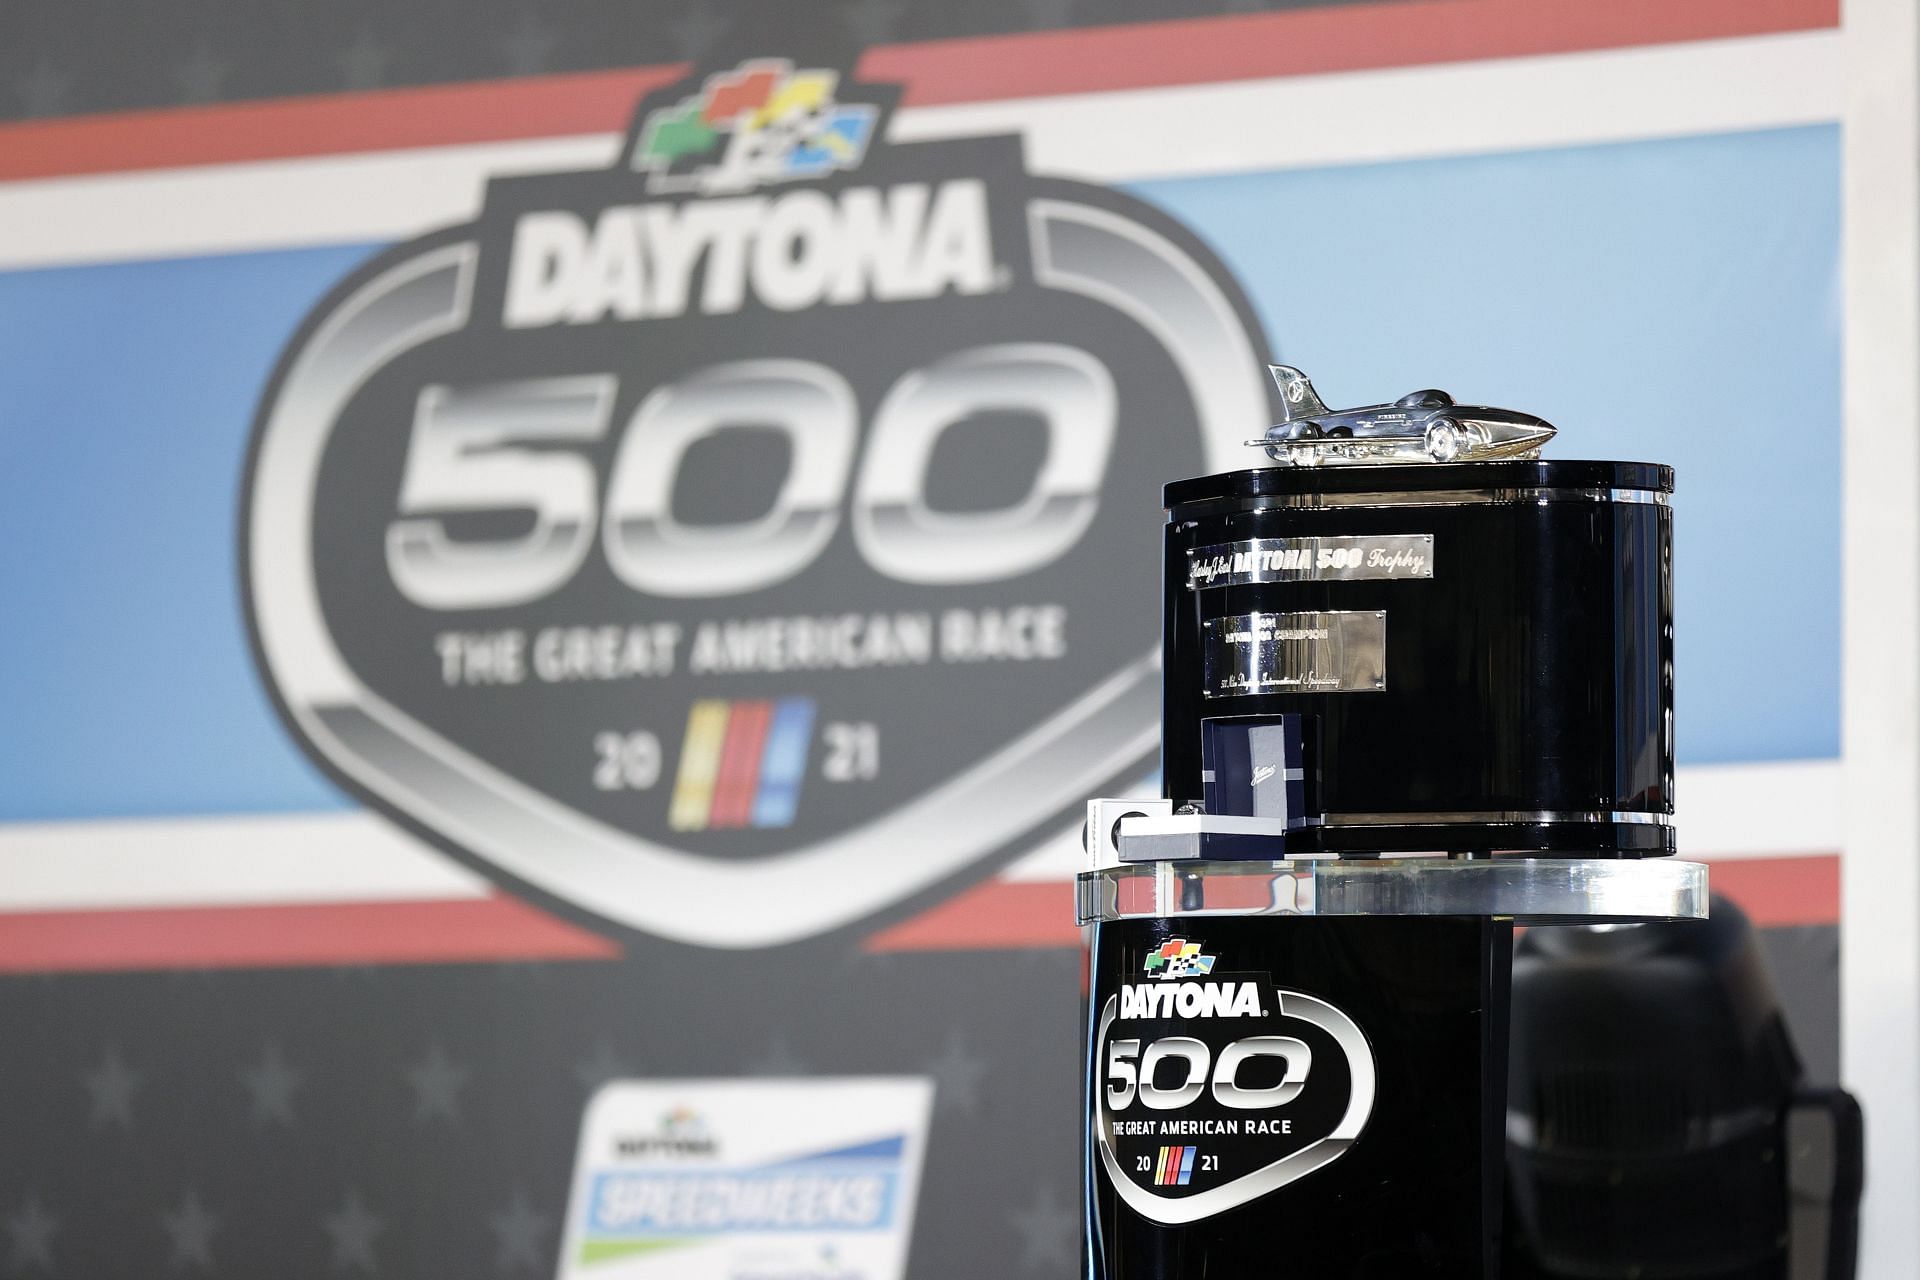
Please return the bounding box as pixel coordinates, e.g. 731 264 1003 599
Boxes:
1080 367 1706 1277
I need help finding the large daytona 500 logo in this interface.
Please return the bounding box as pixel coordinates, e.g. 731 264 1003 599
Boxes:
243 60 1270 947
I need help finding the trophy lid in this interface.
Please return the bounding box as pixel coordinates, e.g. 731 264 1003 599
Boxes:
1165 457 1673 511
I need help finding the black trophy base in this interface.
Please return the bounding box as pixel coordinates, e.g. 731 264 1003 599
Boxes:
1085 915 1513 1279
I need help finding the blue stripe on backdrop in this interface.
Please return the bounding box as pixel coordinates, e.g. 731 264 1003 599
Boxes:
0 125 1838 822
1131 124 1841 768
0 245 380 820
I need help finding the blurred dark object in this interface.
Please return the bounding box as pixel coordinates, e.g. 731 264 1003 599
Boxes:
1506 895 1863 1280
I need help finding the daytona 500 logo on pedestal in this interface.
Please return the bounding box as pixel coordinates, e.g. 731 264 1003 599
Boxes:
1095 939 1377 1223
242 59 1272 947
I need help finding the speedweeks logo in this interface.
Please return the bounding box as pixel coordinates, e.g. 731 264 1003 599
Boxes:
1095 941 1376 1224
561 1078 933 1279
242 58 1272 948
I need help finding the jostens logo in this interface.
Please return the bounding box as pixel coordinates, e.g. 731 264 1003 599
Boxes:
241 57 1273 949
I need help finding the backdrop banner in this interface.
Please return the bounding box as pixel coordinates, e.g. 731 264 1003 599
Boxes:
0 5 1843 1277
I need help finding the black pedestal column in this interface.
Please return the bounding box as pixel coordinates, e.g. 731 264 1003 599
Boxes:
1080 460 1704 1279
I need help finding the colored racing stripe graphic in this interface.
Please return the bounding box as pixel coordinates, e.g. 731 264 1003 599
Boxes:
1155 1146 1198 1186
669 698 817 832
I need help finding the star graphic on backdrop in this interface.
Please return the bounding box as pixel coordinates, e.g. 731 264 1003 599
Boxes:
15 58 68 117
843 0 906 47
83 1046 141 1128
338 27 394 92
837 938 896 975
670 4 727 62
1022 0 1074 31
1017 945 1082 992
240 1042 303 1127
922 1030 987 1115
500 11 559 76
572 1041 632 1095
172 40 226 104
4 1195 57 1271
488 1187 554 1271
323 1189 382 1274
159 1189 219 1271
405 1043 471 1123
747 1035 807 1076
495 959 549 985
1008 1182 1076 1272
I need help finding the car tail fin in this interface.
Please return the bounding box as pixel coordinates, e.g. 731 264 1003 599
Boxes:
1269 365 1330 424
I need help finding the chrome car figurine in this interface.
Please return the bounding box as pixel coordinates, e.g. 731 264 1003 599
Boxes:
1249 365 1556 466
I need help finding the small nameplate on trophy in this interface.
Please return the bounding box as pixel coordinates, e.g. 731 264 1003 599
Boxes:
1186 535 1433 590
1202 611 1387 697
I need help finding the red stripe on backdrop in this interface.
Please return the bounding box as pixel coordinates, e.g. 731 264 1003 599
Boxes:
865 880 1079 952
0 0 1834 182
863 854 1842 952
0 893 620 974
0 853 1839 970
1708 855 1841 929
862 0 1837 108
0 68 680 183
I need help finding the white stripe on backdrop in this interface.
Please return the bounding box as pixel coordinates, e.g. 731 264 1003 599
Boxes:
0 811 489 911
1840 0 1920 1271
0 28 1840 271
999 758 1841 883
0 759 1838 913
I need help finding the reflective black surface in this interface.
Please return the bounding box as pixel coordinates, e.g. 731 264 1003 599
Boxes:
1085 915 1512 1278
1162 461 1675 856
1506 899 1863 1280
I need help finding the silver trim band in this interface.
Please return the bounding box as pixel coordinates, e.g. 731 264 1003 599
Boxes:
1077 857 1709 924
1176 486 1669 513
1322 808 1672 827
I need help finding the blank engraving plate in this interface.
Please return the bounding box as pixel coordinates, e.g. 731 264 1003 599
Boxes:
1186 535 1433 590
1203 611 1387 697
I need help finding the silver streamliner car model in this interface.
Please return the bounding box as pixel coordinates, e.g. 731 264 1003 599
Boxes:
1249 365 1556 466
